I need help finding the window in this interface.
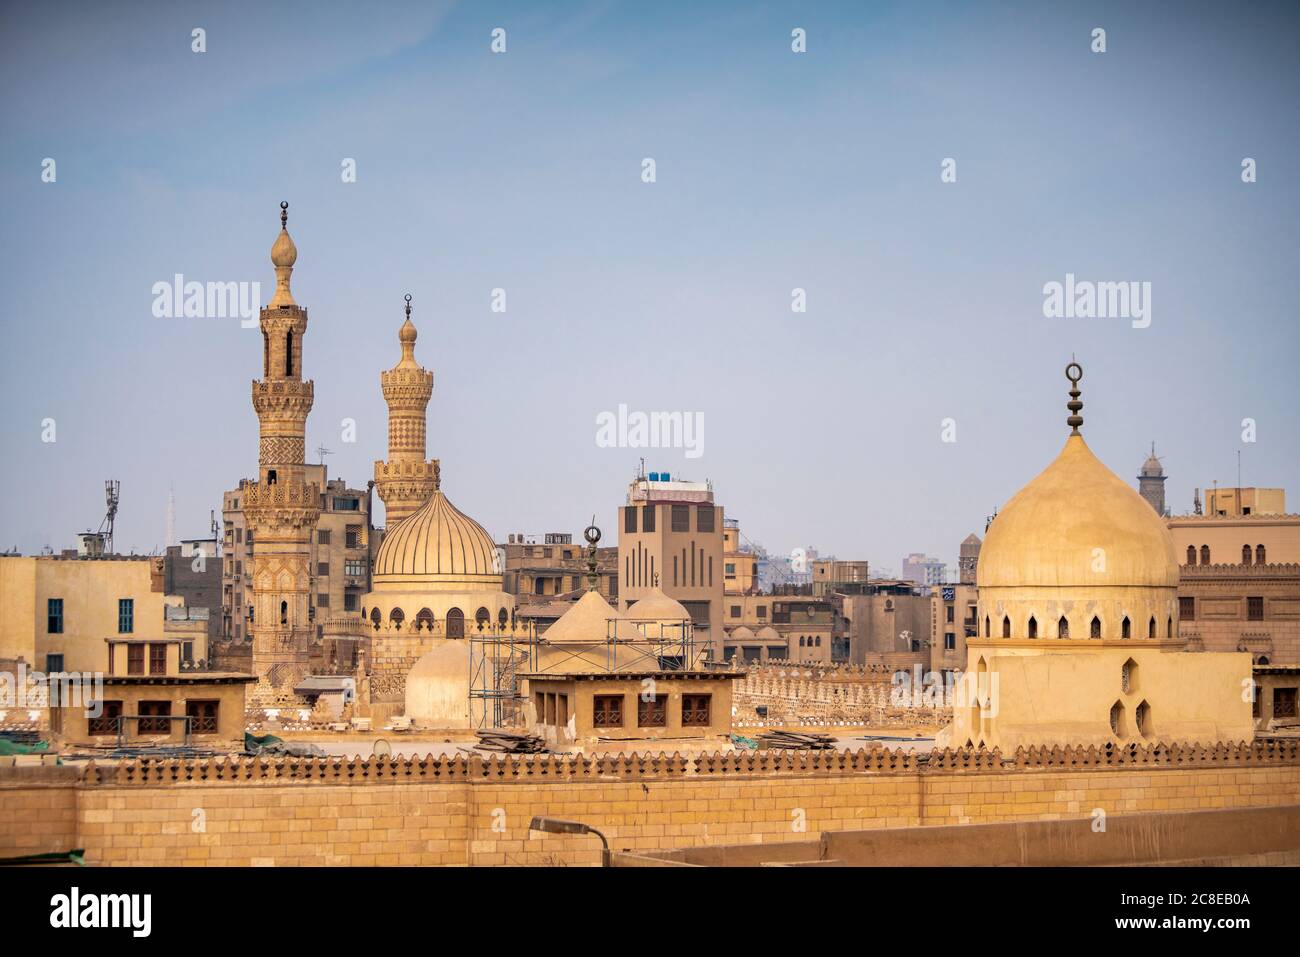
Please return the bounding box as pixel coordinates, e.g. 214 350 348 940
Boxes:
332 497 360 511
149 643 167 675
88 701 122 737
638 695 667 728
345 559 365 577
944 632 955 650
757 605 767 619
346 525 361 549
280 601 289 626
1273 688 1297 719
1121 658 1136 693
984 615 990 637
671 505 690 532
127 643 145 675
317 562 330 577
1179 597 1194 621
1002 616 1011 638
389 608 405 630
1122 616 1132 639
641 505 655 533
1200 545 1210 565
593 694 623 728
1135 700 1151 737
317 592 329 608
725 564 736 576
1148 617 1156 639
45 653 65 674
318 529 331 545
47 598 64 634
1057 616 1069 639
118 598 134 634
946 605 954 623
446 607 465 638
138 700 172 735
1257 544 1266 564
1247 597 1264 621
1027 617 1037 639
1090 616 1101 639
730 605 741 618
1186 545 1196 565
624 508 637 534
696 506 715 533
344 593 359 612
186 700 219 735
1243 544 1252 565
681 694 711 727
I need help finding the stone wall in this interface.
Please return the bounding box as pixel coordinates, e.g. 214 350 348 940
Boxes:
2 740 1297 866
733 663 948 728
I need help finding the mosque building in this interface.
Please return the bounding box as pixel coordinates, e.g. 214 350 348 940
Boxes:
941 363 1254 751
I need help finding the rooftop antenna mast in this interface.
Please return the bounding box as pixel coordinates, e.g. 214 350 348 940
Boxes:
316 444 333 467
100 480 120 555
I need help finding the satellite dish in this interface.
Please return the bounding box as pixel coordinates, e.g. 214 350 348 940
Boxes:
372 739 392 757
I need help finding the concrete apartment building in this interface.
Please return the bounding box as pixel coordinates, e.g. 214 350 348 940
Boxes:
617 472 724 659
722 592 836 665
500 532 618 601
722 519 759 594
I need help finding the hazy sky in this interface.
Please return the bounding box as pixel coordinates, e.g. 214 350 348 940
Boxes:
2 0 1297 574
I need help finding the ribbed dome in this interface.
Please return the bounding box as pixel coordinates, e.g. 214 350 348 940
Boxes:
373 490 500 581
977 434 1179 589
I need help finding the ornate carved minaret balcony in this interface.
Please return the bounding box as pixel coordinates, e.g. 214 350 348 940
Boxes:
374 294 440 528
244 202 321 692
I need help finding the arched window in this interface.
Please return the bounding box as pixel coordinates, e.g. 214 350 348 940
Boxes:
1090 616 1101 639
1002 616 1011 638
279 600 288 626
985 615 990 638
1243 544 1252 565
1122 658 1137 694
1122 616 1131 640
1148 616 1156 639
416 608 434 632
799 636 806 647
1057 616 1069 639
498 608 509 627
1186 545 1196 565
285 330 294 376
815 636 821 647
475 607 491 630
370 608 381 631
1200 545 1211 565
1027 616 1038 639
389 607 405 631
1167 616 1173 638
446 607 465 639
1257 544 1266 564
1136 699 1151 737
263 333 270 377
1110 700 1125 738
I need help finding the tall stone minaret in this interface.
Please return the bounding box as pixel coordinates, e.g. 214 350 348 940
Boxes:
373 294 439 527
1137 442 1167 516
244 202 320 690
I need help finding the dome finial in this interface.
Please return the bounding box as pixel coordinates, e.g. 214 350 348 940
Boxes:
269 200 298 306
1065 360 1083 434
397 293 418 359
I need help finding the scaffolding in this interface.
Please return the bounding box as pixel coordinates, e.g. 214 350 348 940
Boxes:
468 621 537 730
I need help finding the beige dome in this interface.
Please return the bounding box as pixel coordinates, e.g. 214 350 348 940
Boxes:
755 626 781 642
728 626 756 642
978 434 1179 589
625 586 690 622
374 490 500 583
543 589 626 644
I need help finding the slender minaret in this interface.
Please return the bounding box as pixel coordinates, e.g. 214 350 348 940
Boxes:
1138 442 1167 516
244 202 320 689
374 294 439 527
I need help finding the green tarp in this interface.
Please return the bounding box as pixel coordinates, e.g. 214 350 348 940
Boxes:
0 738 49 756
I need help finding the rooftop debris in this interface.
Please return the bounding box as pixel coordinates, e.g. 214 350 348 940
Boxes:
473 729 548 754
756 730 836 750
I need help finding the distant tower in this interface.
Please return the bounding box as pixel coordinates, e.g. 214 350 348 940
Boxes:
243 202 321 690
373 294 440 528
1137 443 1167 516
958 533 982 585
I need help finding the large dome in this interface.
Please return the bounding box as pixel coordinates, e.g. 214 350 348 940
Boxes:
977 434 1179 589
373 490 500 583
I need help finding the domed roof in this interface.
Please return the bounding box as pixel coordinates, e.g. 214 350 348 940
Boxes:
373 490 500 582
1139 444 1164 477
543 589 626 644
625 586 690 622
728 625 756 642
755 626 781 641
977 434 1179 589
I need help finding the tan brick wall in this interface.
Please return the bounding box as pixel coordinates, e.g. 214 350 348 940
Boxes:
3 742 1298 866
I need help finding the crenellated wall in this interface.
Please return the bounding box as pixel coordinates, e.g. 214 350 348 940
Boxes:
2 740 1298 866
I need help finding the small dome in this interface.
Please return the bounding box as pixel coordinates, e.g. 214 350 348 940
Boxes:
398 317 417 344
625 586 690 622
404 643 471 728
543 589 626 644
978 434 1179 589
373 490 500 582
1139 450 1164 477
271 227 297 268
728 626 756 642
755 626 781 642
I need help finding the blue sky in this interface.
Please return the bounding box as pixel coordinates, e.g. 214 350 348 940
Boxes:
2 0 1297 573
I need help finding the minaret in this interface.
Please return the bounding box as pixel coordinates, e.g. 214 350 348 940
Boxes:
244 202 321 690
374 294 440 527
1138 442 1167 516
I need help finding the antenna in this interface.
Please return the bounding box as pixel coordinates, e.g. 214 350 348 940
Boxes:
316 444 333 466
100 480 120 555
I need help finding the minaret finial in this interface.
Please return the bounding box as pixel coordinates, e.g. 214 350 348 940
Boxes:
583 520 601 591
404 292 412 319
269 201 297 307
1065 360 1083 434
